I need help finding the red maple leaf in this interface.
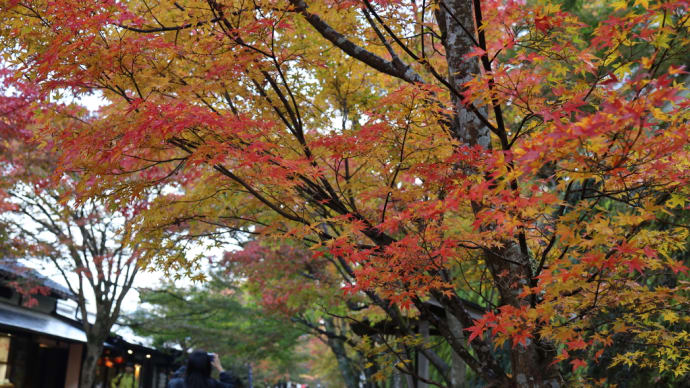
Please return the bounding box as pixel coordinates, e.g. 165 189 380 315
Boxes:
512 329 532 348
570 358 587 372
535 16 551 33
466 324 486 343
567 337 587 351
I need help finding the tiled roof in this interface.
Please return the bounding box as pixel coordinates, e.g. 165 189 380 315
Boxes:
0 261 76 300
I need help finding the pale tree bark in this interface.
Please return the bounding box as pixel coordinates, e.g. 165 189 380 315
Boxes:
418 320 430 388
436 0 491 148
81 327 108 388
406 374 415 388
446 311 467 388
390 369 405 388
323 318 359 388
436 1 560 386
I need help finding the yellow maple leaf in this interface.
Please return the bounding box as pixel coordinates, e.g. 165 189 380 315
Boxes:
662 310 679 324
611 1 628 11
666 194 686 209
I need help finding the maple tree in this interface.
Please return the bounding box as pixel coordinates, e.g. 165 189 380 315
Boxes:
0 181 151 388
1 0 689 386
0 98 158 387
0 194 145 388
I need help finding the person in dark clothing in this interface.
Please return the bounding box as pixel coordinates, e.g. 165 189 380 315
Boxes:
167 351 237 388
171 366 186 379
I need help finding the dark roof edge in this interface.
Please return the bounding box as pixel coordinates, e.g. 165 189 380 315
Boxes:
0 261 77 300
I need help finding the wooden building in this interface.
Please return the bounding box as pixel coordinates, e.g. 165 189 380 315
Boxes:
0 264 178 388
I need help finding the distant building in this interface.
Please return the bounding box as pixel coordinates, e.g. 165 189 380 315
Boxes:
0 263 178 388
98 334 180 388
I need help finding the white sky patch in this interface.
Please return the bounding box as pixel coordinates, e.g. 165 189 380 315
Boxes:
72 91 109 112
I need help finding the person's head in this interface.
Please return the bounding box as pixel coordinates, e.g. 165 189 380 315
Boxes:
185 350 212 388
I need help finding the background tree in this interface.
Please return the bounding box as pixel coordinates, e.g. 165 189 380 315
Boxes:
0 184 151 388
1 0 689 386
224 243 401 387
0 105 160 387
127 275 314 386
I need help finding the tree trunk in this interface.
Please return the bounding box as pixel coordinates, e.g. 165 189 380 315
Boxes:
80 338 105 388
323 318 359 388
362 353 379 388
489 245 561 388
437 1 560 386
80 311 113 388
446 311 467 388
436 0 491 149
390 369 404 388
417 320 429 388
406 374 415 388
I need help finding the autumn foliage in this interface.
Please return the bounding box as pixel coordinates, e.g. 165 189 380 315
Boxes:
1 0 689 386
